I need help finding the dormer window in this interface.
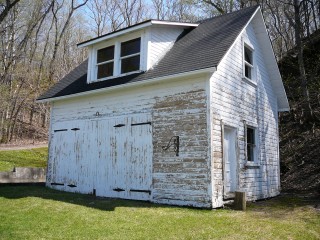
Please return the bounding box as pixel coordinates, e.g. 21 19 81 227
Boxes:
83 21 199 84
91 37 142 82
97 45 114 79
244 45 253 80
120 38 141 74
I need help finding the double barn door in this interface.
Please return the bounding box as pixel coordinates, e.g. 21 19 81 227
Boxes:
50 113 152 201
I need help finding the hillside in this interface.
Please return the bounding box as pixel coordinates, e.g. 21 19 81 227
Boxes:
279 30 320 193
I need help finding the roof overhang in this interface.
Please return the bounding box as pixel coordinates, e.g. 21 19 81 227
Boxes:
36 67 216 103
77 20 199 48
217 6 289 112
252 10 290 111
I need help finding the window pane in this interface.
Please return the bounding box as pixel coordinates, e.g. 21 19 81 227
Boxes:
97 62 114 79
97 46 114 63
247 145 254 161
121 55 140 74
246 127 255 162
245 65 251 79
121 38 141 57
247 127 255 144
244 47 252 64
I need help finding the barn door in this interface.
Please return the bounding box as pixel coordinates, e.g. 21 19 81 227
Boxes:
50 121 84 190
127 114 152 200
95 113 152 201
50 123 72 188
223 127 238 199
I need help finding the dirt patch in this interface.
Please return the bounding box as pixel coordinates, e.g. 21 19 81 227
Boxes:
0 141 48 151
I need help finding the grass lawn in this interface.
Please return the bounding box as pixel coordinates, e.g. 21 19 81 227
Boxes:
0 186 319 240
0 147 48 172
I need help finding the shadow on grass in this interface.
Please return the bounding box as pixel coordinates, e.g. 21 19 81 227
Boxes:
0 184 199 212
246 191 320 219
1 185 319 213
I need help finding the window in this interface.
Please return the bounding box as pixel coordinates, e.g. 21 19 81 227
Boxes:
90 36 142 83
244 45 253 80
120 38 141 74
246 127 256 162
97 45 114 79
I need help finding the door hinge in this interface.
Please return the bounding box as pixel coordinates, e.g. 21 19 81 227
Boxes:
131 122 151 126
114 124 125 128
130 189 151 195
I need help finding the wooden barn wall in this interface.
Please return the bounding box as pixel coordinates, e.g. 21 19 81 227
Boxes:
210 22 280 207
152 89 211 208
48 76 211 208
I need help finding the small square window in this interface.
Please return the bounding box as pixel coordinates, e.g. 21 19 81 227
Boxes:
96 45 115 79
97 46 114 63
120 38 141 74
121 55 140 74
244 46 253 80
97 62 114 79
121 38 140 57
246 127 256 162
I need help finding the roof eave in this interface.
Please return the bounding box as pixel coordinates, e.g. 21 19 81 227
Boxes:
253 10 290 111
36 67 216 103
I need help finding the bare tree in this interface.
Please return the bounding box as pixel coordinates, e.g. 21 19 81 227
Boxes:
0 0 20 24
117 0 147 27
152 0 199 21
48 0 88 83
0 0 88 142
87 0 109 36
292 0 313 121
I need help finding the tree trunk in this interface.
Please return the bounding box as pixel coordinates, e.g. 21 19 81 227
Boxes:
41 108 47 128
293 0 313 122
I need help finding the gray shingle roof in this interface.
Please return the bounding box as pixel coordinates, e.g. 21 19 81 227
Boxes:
37 5 259 101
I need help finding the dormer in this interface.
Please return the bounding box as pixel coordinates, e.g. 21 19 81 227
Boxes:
77 20 198 84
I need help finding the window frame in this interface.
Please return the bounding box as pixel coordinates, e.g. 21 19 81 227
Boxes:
96 45 115 80
88 33 144 84
243 42 255 85
120 38 141 74
244 123 259 166
246 126 256 162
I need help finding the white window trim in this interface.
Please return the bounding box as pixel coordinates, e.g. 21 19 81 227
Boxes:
97 59 114 66
87 31 145 84
244 121 260 167
120 52 140 60
242 42 256 86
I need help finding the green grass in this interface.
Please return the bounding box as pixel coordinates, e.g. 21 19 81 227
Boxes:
0 186 319 240
0 147 48 172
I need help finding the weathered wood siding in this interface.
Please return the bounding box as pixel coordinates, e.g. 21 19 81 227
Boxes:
210 21 280 207
48 76 211 207
152 89 211 207
147 27 184 69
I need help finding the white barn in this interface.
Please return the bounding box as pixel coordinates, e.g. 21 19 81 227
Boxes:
37 6 289 208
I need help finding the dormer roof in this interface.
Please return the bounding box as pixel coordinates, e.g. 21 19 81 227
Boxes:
37 5 288 111
77 20 199 48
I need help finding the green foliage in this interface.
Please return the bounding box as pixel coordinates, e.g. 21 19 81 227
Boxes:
0 186 319 240
0 147 48 172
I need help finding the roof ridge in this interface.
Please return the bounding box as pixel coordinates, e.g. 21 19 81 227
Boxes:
197 5 259 24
